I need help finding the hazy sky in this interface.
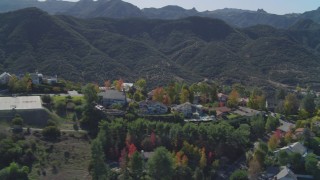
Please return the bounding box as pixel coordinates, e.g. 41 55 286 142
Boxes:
60 0 320 15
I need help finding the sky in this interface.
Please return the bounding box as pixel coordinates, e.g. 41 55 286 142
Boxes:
58 0 320 15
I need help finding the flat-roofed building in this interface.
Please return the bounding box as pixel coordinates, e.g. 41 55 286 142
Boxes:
0 96 43 110
0 96 49 126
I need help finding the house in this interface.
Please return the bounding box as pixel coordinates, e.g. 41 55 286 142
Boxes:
214 106 231 117
238 97 249 106
277 120 295 134
30 72 43 85
233 106 262 117
294 128 315 139
98 90 127 107
45 75 58 85
274 166 297 180
139 100 168 115
123 83 134 91
274 142 307 157
172 102 193 117
0 72 12 84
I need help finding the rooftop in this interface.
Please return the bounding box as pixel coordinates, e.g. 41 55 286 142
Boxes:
277 120 295 133
274 142 307 157
98 90 126 100
0 96 43 110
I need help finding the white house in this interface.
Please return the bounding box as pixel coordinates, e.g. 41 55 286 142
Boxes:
0 72 12 84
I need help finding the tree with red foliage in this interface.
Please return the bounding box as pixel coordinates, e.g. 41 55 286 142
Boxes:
128 143 137 158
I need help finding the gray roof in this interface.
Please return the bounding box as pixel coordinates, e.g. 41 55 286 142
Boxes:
274 142 307 156
99 90 125 100
0 96 43 110
233 106 261 116
277 120 295 132
276 166 297 180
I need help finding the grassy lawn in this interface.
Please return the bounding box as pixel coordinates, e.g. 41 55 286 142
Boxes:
227 113 240 120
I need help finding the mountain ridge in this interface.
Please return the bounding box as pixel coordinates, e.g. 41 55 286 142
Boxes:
1 0 320 29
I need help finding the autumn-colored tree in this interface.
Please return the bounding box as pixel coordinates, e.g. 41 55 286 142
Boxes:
115 79 124 91
248 158 262 180
284 131 293 144
152 87 165 102
199 148 207 169
181 155 188 167
227 89 239 108
104 80 111 90
128 143 137 158
268 134 279 151
162 94 171 105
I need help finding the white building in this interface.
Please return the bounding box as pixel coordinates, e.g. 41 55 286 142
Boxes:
0 72 12 84
0 96 43 110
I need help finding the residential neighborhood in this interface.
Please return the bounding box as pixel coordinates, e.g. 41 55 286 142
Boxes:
0 73 319 180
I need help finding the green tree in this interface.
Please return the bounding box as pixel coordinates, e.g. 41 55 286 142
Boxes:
284 93 299 115
289 153 304 172
11 115 23 126
83 83 99 106
250 115 265 138
305 153 320 178
0 162 29 180
276 88 286 100
135 78 146 91
265 116 279 132
90 139 108 180
180 89 190 103
302 93 316 116
129 151 143 180
230 169 248 180
278 151 289 165
147 147 174 180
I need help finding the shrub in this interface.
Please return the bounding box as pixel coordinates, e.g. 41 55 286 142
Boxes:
42 126 61 140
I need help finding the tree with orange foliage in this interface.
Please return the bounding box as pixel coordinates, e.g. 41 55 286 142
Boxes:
162 94 171 105
115 79 124 91
152 87 165 102
227 89 240 108
104 80 111 91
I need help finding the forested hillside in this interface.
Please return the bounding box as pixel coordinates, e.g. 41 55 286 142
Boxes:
1 8 320 89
